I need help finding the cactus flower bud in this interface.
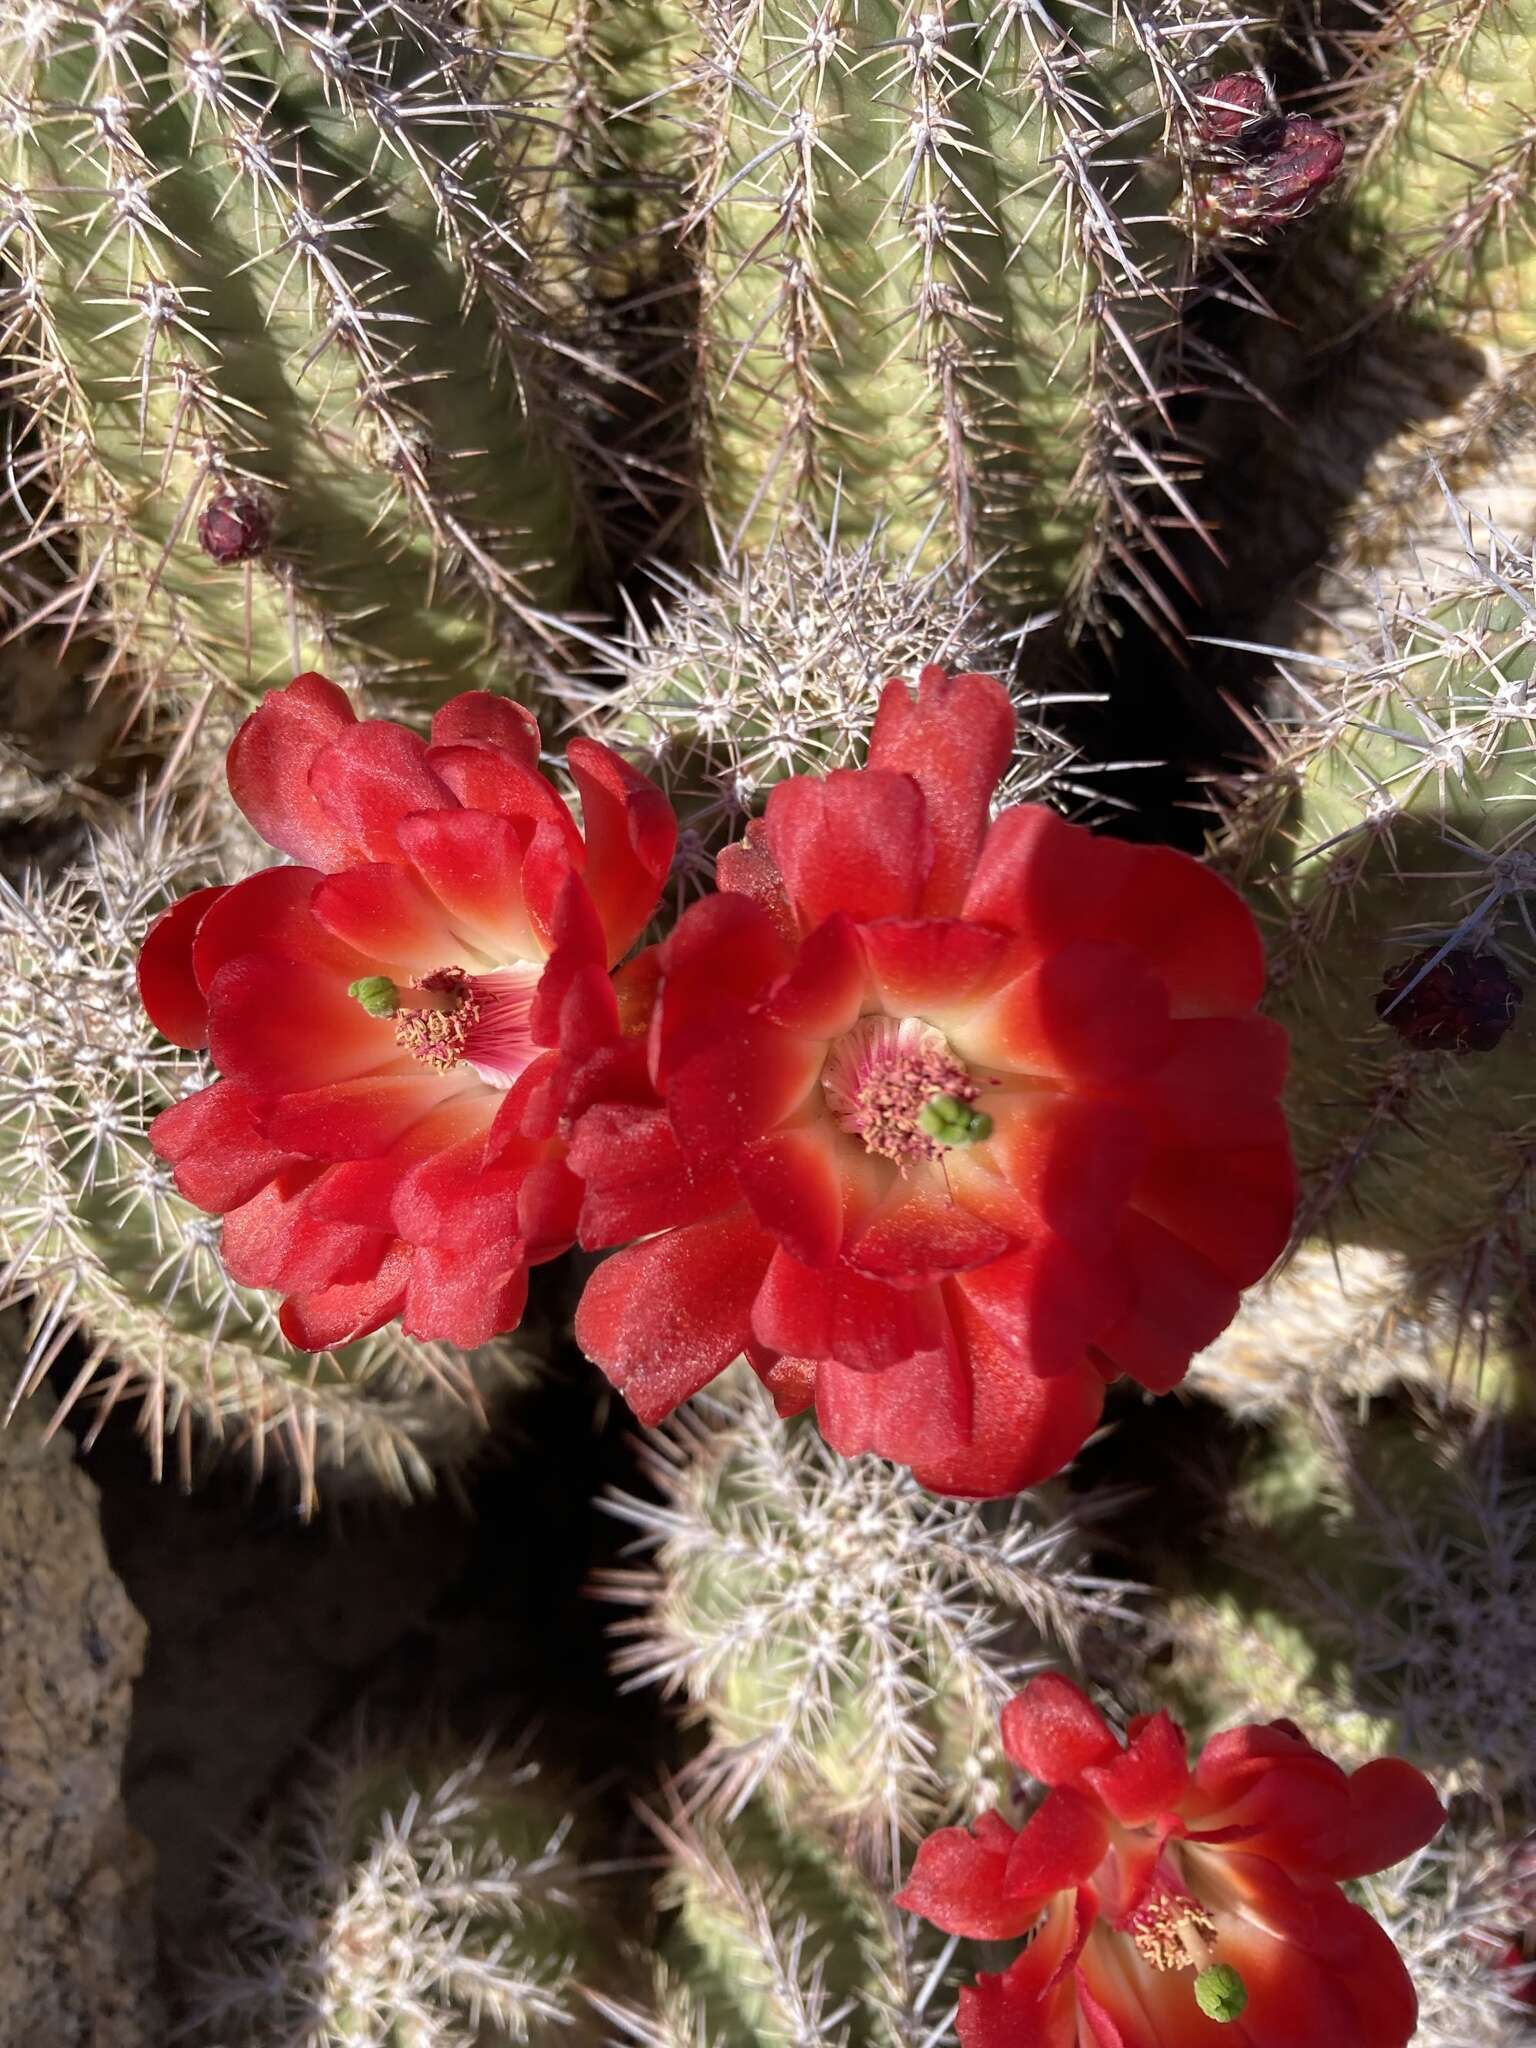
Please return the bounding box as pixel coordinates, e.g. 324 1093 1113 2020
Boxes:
197 488 274 564
1375 945 1524 1053
1193 75 1344 233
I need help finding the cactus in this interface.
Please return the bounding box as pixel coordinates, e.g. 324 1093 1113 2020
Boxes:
578 530 1090 910
1 0 599 749
186 1729 627 2046
1360 1813 1536 2048
666 0 1276 623
0 805 534 1508
597 1371 1137 1870
1215 514 1536 1397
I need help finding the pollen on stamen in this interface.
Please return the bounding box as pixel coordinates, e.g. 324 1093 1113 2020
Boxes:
822 1015 980 1165
394 966 477 1072
1125 1889 1219 1972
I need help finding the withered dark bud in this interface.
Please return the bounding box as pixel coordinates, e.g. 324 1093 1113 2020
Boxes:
1375 946 1524 1054
197 489 273 565
1193 76 1344 233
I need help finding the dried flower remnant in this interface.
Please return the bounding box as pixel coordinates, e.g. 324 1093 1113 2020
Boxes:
196 489 275 565
898 1674 1444 2047
1194 75 1345 234
570 666 1294 1499
1375 946 1524 1052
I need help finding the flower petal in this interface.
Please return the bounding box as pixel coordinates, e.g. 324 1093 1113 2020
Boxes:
1090 1211 1241 1393
308 719 457 864
1001 1675 1120 1785
975 1095 1147 1265
763 768 933 929
150 1079 301 1213
1131 1142 1296 1290
894 1817 1040 1941
859 917 1016 1019
954 1234 1128 1379
963 806 1134 952
745 1344 819 1417
396 809 542 962
565 737 677 963
815 1333 974 1472
1315 1759 1445 1881
716 817 796 940
1099 845 1266 1018
569 1102 738 1246
207 954 412 1094
431 691 541 764
257 1074 468 1160
1082 1712 1189 1827
734 1126 847 1269
425 741 583 857
664 1014 825 1163
953 940 1171 1085
751 1249 949 1374
138 886 230 1048
221 1168 391 1292
225 672 359 869
195 868 377 991
868 667 1015 916
1004 1786 1110 1900
402 1241 529 1348
846 1185 1012 1287
574 1210 776 1425
956 1905 1082 2048
310 863 465 975
279 1241 412 1350
304 1095 495 1231
1130 1016 1290 1149
762 913 868 1038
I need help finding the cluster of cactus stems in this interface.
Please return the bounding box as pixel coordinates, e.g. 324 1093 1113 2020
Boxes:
11 0 1536 2042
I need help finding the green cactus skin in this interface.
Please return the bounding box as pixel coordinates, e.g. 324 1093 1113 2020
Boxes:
187 1732 626 2047
2 0 594 733
671 0 1269 620
0 808 534 1510
578 530 1091 913
1217 525 1536 1391
597 1372 1136 1871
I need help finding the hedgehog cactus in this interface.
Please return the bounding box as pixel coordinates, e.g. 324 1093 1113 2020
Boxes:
1 0 597 740
597 1375 1136 1868
0 807 534 1506
1217 523 1536 1395
187 1731 625 2046
670 0 1275 622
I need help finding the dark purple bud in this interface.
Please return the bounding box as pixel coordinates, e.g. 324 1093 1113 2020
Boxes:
1197 74 1271 142
1375 946 1523 1054
198 489 273 565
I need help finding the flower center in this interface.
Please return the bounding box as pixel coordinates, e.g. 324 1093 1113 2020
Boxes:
821 1015 984 1164
350 964 540 1089
1124 1884 1219 1972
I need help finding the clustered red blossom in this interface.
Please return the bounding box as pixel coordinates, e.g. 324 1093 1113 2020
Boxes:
140 664 1293 1495
897 1675 1445 2047
1193 73 1345 233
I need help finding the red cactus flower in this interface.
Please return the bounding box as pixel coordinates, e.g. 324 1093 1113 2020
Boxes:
897 1674 1445 2046
569 666 1295 1497
137 673 674 1350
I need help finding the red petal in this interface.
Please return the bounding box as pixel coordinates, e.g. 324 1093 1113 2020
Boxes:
518 1158 583 1263
1003 1786 1110 1899
751 1249 948 1374
425 742 583 858
207 954 410 1094
956 1904 1081 2048
868 667 1014 916
762 913 868 1038
663 1013 824 1162
225 672 359 869
716 818 796 940
654 895 798 1074
859 917 1016 1018
1001 1675 1119 1785
955 1234 1127 1379
430 691 540 765
138 886 229 1048
221 1169 391 1291
566 737 677 962
1314 1758 1445 1881
1091 1212 1241 1394
1082 1712 1189 1826
309 863 461 976
568 1102 738 1246
963 806 1134 951
1098 844 1265 1018
304 1096 494 1231
894 1819 1039 1941
734 1126 847 1268
1132 1142 1296 1290
573 1211 776 1425
815 1334 974 1471
149 1079 300 1213
956 940 1170 1085
847 1185 1012 1286
980 1095 1147 1264
258 1074 467 1160
391 1133 525 1255
391 809 541 964
763 769 932 928
279 1240 412 1350
529 872 615 1053
195 868 375 991
1130 1016 1290 1149
745 1344 819 1416
307 720 456 864
402 1241 529 1347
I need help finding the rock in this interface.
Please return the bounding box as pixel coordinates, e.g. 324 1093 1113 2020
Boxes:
0 1348 161 2047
